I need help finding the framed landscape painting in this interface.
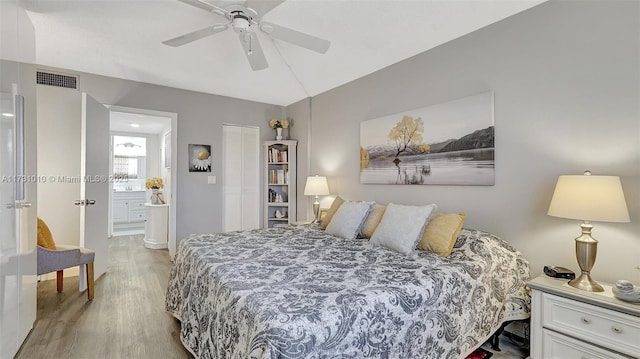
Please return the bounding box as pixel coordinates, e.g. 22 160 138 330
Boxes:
360 91 494 185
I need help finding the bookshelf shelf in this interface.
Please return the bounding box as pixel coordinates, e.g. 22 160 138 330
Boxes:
264 140 297 228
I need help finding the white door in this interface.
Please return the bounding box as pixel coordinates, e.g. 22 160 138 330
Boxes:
36 89 109 290
223 125 243 232
241 127 260 229
0 86 35 359
0 89 20 359
1 0 37 355
222 125 259 232
79 93 109 282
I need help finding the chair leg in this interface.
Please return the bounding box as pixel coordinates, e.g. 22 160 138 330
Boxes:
57 270 64 293
86 262 94 301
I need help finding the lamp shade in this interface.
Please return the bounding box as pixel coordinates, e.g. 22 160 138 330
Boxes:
304 175 329 196
548 174 630 223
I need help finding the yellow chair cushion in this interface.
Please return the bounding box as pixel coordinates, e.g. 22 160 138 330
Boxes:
37 217 57 250
417 213 466 257
320 196 345 229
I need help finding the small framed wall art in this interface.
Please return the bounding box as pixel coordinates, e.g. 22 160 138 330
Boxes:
188 144 212 172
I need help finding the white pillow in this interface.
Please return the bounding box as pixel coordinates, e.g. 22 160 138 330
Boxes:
325 201 374 240
370 203 437 254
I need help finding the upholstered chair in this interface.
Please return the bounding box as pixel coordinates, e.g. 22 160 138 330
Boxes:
36 218 95 301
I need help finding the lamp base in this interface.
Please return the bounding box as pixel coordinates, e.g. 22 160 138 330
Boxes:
311 197 320 223
569 273 604 292
569 221 604 292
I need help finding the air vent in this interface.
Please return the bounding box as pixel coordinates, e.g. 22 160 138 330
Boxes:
36 71 78 89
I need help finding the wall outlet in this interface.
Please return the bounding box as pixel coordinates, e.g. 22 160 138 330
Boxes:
207 176 216 184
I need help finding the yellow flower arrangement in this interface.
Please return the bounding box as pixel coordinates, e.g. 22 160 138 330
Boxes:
145 177 164 189
268 118 289 129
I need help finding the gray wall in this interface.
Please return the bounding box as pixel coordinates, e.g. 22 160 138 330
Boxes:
287 98 311 220
287 0 640 284
37 67 285 241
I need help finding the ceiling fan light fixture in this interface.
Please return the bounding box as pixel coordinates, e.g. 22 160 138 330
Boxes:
231 12 250 33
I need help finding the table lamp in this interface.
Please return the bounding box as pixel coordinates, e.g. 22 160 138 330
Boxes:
304 175 329 222
547 171 630 292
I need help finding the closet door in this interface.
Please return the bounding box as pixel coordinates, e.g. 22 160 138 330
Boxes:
223 125 242 232
222 125 259 232
241 127 259 229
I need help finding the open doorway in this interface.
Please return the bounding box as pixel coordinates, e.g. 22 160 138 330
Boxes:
110 134 147 236
108 107 178 257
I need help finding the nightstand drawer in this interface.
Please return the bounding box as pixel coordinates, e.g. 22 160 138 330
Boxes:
542 329 628 359
543 292 640 357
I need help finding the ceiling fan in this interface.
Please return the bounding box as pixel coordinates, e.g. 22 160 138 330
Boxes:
163 0 331 71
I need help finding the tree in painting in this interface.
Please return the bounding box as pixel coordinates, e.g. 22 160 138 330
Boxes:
388 115 424 161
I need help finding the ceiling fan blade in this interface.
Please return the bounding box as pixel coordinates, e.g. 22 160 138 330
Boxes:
162 25 228 47
238 32 268 71
259 21 330 54
177 0 215 12
244 0 285 17
177 0 228 16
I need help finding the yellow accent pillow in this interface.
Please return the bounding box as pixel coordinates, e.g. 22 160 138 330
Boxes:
321 196 345 229
360 203 386 239
37 217 57 250
417 213 466 257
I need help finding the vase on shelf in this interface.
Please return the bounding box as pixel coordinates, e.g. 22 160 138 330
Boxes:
151 188 165 205
275 127 283 140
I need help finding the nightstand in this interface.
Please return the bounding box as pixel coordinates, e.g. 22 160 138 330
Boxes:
528 275 640 358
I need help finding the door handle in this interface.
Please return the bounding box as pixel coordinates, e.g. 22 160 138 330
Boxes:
74 200 95 206
18 201 32 208
6 201 31 209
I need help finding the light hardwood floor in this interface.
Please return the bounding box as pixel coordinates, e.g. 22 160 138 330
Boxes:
16 235 192 359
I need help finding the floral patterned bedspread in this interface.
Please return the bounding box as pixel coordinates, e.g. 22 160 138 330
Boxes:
166 224 530 359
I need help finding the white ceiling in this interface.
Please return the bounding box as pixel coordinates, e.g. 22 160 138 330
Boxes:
110 111 171 134
21 0 545 106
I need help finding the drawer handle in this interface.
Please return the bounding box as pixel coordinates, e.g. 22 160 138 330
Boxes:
581 317 591 324
612 326 623 334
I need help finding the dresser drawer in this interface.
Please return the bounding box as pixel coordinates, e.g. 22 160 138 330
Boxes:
542 329 628 359
542 292 640 357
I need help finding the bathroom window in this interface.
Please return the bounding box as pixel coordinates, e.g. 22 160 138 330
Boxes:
113 156 139 178
113 135 146 180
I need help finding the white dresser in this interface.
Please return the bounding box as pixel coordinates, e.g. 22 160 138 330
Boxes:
144 204 169 249
529 275 640 359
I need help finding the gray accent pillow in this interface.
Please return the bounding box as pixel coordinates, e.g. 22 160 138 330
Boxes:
325 201 374 240
370 203 437 254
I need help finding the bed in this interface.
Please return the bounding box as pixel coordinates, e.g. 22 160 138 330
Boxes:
166 224 530 359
